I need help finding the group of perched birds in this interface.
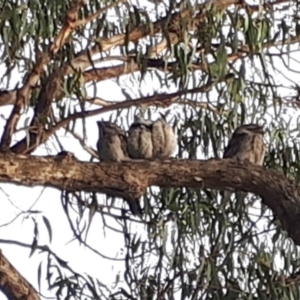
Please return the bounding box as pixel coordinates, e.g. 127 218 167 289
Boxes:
96 117 266 214
97 118 266 166
96 117 177 162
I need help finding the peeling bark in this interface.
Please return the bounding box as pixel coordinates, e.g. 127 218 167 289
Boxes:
0 153 299 245
0 250 40 300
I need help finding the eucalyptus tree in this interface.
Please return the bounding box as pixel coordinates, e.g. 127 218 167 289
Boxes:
0 0 300 299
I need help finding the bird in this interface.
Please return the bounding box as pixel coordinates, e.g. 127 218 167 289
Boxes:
151 119 177 158
222 123 266 203
127 116 177 159
127 116 154 159
96 121 143 215
223 123 265 165
96 121 130 162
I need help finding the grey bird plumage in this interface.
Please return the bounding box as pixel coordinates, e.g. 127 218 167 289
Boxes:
152 119 177 158
222 123 266 203
127 116 176 159
127 117 153 159
96 121 130 162
224 124 265 165
96 121 143 215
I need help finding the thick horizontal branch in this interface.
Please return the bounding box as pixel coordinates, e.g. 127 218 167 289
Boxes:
0 154 299 244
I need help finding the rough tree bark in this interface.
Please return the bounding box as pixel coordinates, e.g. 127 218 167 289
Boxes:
0 153 299 245
0 251 40 300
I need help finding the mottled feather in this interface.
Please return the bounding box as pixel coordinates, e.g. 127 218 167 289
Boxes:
152 119 176 158
96 121 142 215
222 124 266 203
128 117 177 159
96 121 129 162
127 117 153 159
224 124 265 165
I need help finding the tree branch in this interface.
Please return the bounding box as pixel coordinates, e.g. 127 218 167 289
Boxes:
10 83 213 154
0 154 299 245
0 54 49 152
0 250 40 300
0 0 297 109
50 0 89 54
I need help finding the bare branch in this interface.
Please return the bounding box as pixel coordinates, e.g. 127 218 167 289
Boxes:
50 0 89 54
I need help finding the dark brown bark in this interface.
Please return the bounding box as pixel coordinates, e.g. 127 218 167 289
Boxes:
0 153 299 245
0 250 40 300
